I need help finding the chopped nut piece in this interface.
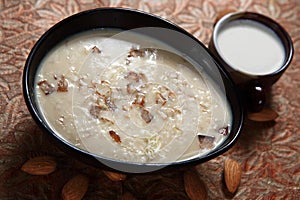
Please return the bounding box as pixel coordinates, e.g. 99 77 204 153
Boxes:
109 130 121 143
58 115 65 125
127 48 156 58
128 48 145 58
132 93 145 107
100 117 114 124
96 98 109 111
198 135 215 149
95 82 112 97
139 73 148 82
141 108 153 124
91 46 101 53
57 75 68 92
219 126 229 136
126 84 135 94
155 92 167 106
125 58 131 65
122 105 129 111
125 72 147 86
101 80 110 85
89 105 106 119
174 109 181 114
173 126 183 136
168 91 176 100
105 97 116 111
94 87 116 111
125 71 140 82
157 85 176 102
37 80 55 95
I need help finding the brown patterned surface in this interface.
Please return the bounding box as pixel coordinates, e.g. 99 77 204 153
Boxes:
0 0 299 199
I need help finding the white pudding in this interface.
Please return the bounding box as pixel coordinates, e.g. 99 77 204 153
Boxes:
35 29 232 164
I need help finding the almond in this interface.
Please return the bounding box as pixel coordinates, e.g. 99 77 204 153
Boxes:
247 108 279 122
224 158 242 193
122 191 136 200
61 174 89 200
21 156 57 175
103 170 127 181
184 168 207 200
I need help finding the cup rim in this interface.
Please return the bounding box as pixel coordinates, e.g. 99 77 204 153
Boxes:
212 11 294 78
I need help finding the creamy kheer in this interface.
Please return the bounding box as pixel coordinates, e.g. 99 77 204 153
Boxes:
35 29 232 163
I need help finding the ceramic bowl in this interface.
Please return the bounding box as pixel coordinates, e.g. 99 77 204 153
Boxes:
23 8 244 173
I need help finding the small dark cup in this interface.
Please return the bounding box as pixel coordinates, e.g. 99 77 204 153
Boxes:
209 12 293 112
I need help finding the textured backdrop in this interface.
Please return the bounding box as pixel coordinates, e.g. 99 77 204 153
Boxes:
0 0 299 199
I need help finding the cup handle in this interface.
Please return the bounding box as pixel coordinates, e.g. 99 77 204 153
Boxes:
246 81 266 112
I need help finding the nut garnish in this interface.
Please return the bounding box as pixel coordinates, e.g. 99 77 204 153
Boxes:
100 117 114 124
37 80 55 95
21 156 57 175
184 168 207 200
57 75 69 92
247 108 279 122
125 71 147 85
219 126 229 136
155 92 167 106
89 105 106 119
109 130 121 144
140 108 153 124
224 158 242 194
61 174 89 200
132 92 145 107
103 170 127 181
128 48 145 58
198 135 215 149
122 191 136 200
90 46 101 53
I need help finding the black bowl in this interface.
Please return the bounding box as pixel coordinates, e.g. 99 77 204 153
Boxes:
23 8 244 173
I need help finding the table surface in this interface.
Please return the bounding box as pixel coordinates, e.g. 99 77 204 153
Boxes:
0 0 299 199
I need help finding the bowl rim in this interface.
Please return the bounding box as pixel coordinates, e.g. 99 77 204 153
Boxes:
23 7 245 172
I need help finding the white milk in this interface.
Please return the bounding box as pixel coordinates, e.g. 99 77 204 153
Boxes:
216 19 285 75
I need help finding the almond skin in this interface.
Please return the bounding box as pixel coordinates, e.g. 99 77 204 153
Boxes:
247 108 279 122
184 168 207 200
61 174 89 200
21 156 57 175
224 158 242 193
122 191 136 200
103 170 127 181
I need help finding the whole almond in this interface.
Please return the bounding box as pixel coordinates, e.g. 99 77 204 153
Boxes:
21 156 57 175
103 170 127 181
122 191 136 200
224 158 242 193
247 108 279 122
184 168 207 200
62 174 89 200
